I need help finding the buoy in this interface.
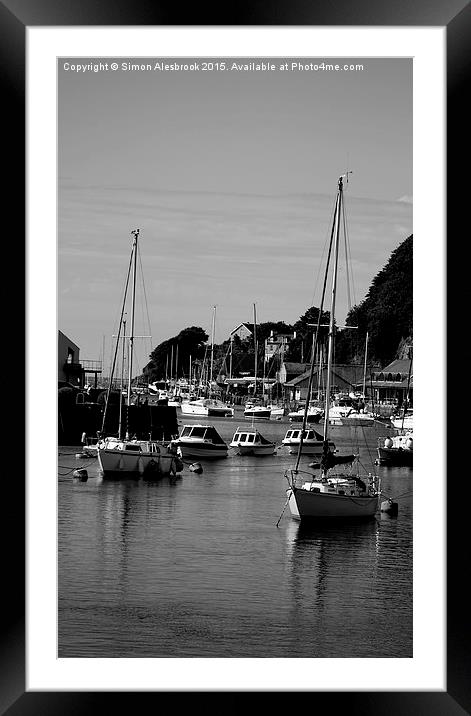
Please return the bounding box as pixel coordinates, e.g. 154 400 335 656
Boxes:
73 468 88 481
189 462 203 474
381 499 398 516
75 452 88 459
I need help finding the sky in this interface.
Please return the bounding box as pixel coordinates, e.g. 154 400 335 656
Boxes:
58 57 412 376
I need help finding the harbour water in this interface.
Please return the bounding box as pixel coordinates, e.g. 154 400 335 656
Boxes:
58 411 412 658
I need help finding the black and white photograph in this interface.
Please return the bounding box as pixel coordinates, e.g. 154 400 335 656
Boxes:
14 13 461 707
57 54 414 659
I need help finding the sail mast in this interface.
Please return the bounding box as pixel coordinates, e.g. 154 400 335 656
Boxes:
253 303 258 396
209 305 216 393
362 331 369 398
118 316 126 439
322 178 343 442
126 229 139 436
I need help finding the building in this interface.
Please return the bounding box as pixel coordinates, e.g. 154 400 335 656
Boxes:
283 364 366 402
229 322 254 341
368 359 413 407
264 330 295 363
58 330 103 388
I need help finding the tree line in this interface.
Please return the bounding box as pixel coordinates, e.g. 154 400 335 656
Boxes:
141 234 412 383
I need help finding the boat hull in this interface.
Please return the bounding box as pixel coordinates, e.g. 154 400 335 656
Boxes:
172 441 228 459
97 448 177 477
288 487 378 520
282 440 335 456
235 444 275 456
377 447 413 466
244 409 271 420
340 416 375 427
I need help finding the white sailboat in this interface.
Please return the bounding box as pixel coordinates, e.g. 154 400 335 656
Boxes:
97 230 182 478
244 303 272 420
341 332 376 427
181 306 234 417
283 175 380 520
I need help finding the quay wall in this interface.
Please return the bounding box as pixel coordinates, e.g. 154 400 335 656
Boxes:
58 403 179 445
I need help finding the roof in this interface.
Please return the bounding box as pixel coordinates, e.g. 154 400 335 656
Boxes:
380 359 412 374
284 364 365 388
282 362 311 375
230 322 254 336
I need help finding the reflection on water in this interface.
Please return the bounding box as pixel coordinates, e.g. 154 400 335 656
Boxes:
59 417 412 658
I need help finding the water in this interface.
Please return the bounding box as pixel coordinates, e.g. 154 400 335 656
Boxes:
58 411 412 658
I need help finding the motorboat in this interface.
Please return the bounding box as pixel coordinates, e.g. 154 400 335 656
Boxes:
230 426 276 455
282 427 335 456
170 424 228 459
180 397 234 417
376 431 413 466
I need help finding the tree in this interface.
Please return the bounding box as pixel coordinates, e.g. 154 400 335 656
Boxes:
143 326 208 382
284 307 330 362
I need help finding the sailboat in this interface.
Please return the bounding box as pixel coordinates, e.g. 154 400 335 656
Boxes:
244 303 272 420
97 230 182 478
284 175 380 520
377 354 413 465
341 332 376 427
180 306 234 417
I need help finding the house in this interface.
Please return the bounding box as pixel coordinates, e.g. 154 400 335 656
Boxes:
229 322 254 341
283 364 366 402
368 359 413 407
264 330 295 363
58 331 83 387
277 361 311 385
58 330 103 388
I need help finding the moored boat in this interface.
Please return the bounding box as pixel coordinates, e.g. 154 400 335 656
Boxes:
281 175 380 522
96 229 183 480
243 402 271 420
282 427 335 456
376 431 413 466
230 426 276 455
98 437 180 477
170 423 228 459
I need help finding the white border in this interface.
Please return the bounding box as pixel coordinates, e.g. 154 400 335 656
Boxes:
27 27 445 691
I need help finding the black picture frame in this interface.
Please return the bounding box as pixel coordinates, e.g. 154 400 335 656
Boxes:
2 0 465 712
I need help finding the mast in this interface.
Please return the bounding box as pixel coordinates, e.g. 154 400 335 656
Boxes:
118 317 126 439
253 303 258 396
322 177 343 443
209 305 216 393
126 230 139 406
362 331 369 398
126 229 139 437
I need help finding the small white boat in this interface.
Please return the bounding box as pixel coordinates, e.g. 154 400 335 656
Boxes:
340 410 376 427
288 406 323 423
97 437 182 477
170 424 228 459
243 402 271 420
376 431 413 466
391 408 413 430
180 397 234 417
267 404 285 418
282 427 335 456
328 399 355 425
230 426 276 455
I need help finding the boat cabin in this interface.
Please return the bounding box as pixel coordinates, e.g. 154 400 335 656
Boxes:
284 428 324 442
231 428 272 445
179 425 225 444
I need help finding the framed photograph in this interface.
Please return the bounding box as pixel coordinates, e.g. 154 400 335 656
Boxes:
4 0 466 711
